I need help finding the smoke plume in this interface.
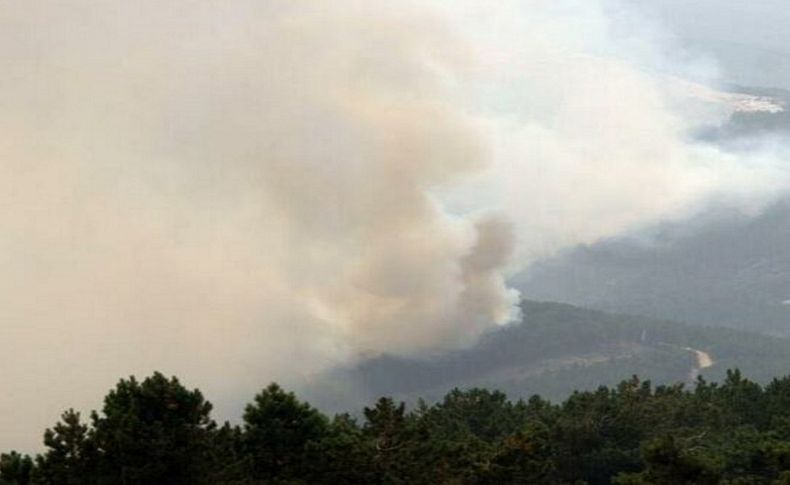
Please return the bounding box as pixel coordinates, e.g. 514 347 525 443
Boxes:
1 1 787 451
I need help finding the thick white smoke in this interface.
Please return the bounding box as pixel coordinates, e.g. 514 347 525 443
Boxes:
0 1 517 450
434 0 790 260
1 1 787 451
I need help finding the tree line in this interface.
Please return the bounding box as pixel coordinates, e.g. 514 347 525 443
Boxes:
4 369 790 484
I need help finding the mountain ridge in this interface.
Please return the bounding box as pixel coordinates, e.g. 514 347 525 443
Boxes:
304 300 790 410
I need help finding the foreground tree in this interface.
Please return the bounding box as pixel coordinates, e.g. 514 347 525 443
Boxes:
242 383 330 482
479 421 558 484
0 452 33 485
614 435 720 485
33 410 95 484
90 372 216 484
10 369 790 484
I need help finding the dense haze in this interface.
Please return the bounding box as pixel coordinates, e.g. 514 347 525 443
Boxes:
633 0 790 88
2 1 789 451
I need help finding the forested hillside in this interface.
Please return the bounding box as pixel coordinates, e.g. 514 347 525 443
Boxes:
309 300 790 407
5 370 790 484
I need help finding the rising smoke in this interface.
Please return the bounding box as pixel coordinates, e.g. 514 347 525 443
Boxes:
0 0 787 451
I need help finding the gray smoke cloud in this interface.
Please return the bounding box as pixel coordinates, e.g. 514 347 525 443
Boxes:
1 0 788 451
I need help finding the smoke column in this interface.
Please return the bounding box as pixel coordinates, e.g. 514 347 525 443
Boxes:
0 1 787 451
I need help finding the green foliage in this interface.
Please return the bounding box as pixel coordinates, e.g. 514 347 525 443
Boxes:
614 435 721 484
32 410 94 484
479 421 557 484
337 301 790 406
242 383 330 482
91 372 216 484
10 369 790 484
0 452 33 485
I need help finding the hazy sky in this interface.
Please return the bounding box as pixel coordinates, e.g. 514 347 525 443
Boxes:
2 0 789 452
633 0 790 87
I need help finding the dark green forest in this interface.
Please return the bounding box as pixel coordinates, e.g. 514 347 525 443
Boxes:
316 300 790 406
5 370 790 484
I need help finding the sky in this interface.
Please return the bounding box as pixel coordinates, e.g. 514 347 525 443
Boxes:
1 0 789 452
632 0 790 88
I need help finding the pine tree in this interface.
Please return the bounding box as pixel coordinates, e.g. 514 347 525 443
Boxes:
242 383 330 482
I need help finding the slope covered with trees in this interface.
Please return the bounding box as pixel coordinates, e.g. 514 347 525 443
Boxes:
6 370 790 483
310 300 790 407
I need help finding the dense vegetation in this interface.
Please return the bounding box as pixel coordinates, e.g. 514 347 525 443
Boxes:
6 369 790 484
316 300 790 406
